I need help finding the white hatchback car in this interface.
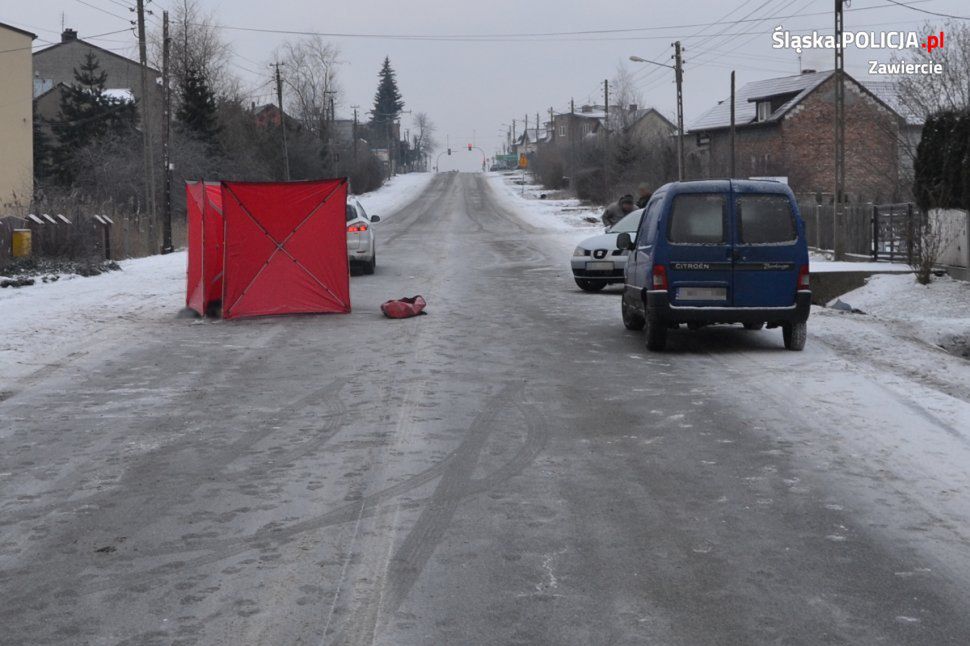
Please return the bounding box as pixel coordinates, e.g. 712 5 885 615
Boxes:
346 199 380 274
570 208 643 291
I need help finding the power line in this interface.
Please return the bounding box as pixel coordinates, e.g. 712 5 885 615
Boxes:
186 0 936 42
74 0 131 22
882 0 969 20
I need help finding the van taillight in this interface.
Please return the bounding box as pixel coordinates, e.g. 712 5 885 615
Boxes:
797 264 810 291
652 264 668 290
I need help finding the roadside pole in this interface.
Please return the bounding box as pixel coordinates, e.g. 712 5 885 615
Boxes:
136 0 157 249
834 0 847 260
161 10 173 254
730 70 736 179
273 62 290 181
674 41 685 181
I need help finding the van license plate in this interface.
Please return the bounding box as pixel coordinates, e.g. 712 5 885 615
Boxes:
678 287 726 301
586 262 614 271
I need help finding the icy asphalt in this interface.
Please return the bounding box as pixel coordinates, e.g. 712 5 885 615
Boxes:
3 172 970 645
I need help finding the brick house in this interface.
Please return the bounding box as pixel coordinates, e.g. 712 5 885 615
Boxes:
687 69 917 202
0 22 36 207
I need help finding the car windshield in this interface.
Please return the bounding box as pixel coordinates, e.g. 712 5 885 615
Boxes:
609 208 643 234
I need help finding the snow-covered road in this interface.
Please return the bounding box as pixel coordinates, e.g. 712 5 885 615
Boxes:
3 171 970 644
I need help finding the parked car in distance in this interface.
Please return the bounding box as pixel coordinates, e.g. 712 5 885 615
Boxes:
346 199 380 274
617 179 810 351
570 208 644 291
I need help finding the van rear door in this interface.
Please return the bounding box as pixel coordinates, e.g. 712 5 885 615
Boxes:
664 192 734 306
731 190 800 307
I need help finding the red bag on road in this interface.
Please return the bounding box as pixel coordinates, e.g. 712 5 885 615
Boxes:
381 295 428 319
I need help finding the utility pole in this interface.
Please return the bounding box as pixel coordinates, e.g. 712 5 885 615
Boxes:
570 98 576 181
730 70 736 179
273 62 290 180
673 41 685 181
604 78 610 199
834 0 846 260
161 10 173 254
136 0 157 248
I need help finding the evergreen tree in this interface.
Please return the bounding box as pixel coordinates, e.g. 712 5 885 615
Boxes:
176 65 220 146
33 111 53 186
370 56 404 147
52 52 138 183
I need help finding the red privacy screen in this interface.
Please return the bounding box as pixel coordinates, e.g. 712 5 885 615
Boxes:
186 178 350 320
220 178 350 319
185 181 224 316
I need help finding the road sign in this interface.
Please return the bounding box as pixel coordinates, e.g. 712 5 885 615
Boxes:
518 154 528 169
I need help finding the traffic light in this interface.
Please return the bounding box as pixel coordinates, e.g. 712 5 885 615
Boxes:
447 148 452 155
467 144 472 151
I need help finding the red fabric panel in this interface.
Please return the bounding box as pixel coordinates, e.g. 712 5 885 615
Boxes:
185 181 205 315
202 182 224 309
221 179 350 320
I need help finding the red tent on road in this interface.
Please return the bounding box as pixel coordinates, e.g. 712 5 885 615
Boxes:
186 178 350 319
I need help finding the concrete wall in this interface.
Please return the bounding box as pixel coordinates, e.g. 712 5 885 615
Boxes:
0 26 35 208
931 208 969 269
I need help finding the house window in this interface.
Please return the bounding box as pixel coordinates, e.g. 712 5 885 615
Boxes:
756 101 772 122
559 125 566 137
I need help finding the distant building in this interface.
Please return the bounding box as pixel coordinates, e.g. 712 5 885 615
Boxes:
687 69 920 201
625 107 677 145
0 22 36 207
33 28 162 132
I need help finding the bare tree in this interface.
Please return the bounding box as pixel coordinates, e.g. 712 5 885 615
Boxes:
412 112 438 161
276 37 342 134
892 20 970 119
151 0 236 101
608 63 644 133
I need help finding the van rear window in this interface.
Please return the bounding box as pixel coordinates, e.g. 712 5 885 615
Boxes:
737 195 796 244
667 194 726 244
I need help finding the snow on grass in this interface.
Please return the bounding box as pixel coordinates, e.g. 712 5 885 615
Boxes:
828 273 970 354
0 252 185 390
355 172 432 221
485 171 603 232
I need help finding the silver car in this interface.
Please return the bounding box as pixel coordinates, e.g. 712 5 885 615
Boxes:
570 208 644 291
346 199 380 274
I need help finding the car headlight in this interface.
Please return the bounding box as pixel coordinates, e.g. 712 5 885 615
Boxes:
573 247 586 257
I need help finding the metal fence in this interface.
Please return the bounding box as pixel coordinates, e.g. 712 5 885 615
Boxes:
1 203 185 268
798 198 918 262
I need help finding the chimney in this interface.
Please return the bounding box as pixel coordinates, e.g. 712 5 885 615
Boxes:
581 104 592 113
801 68 817 74
61 28 78 43
629 104 638 113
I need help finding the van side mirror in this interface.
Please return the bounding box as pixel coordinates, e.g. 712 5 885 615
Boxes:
370 215 381 223
616 232 634 250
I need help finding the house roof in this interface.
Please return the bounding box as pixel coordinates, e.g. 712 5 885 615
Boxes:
690 70 833 131
689 69 920 132
33 37 160 75
0 22 37 40
628 107 677 132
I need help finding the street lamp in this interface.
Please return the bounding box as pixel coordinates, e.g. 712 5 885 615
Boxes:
630 47 684 180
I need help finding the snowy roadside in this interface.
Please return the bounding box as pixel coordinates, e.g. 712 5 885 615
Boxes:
355 172 432 221
485 171 603 233
0 172 435 391
817 273 970 361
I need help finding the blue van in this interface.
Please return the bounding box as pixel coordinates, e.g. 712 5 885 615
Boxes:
616 180 811 351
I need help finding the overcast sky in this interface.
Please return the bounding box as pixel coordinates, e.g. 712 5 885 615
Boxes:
6 0 964 171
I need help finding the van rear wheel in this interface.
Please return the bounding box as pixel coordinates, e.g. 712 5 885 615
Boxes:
644 316 667 351
622 299 645 331
783 321 807 351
